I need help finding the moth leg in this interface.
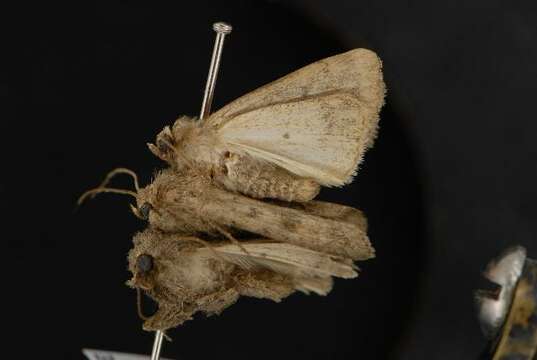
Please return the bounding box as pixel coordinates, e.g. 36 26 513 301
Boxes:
211 223 251 256
215 152 320 202
196 288 240 316
147 126 174 162
235 271 295 302
142 300 193 332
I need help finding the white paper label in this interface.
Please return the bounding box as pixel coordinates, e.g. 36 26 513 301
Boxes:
82 348 174 360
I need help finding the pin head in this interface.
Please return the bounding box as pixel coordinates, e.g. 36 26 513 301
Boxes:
213 22 232 34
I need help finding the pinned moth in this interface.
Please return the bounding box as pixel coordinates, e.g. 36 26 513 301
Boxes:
80 47 385 331
148 49 385 202
128 226 361 331
132 167 374 260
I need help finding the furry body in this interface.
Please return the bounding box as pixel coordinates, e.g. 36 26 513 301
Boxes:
128 229 358 331
137 168 373 260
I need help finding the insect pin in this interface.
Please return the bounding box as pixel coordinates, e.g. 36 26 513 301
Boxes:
149 21 232 360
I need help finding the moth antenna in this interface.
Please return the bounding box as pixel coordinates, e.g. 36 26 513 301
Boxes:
77 187 138 206
212 223 251 256
77 167 140 207
97 167 140 192
136 287 150 321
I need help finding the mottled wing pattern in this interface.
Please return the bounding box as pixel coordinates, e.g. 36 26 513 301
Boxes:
208 242 358 295
207 48 385 186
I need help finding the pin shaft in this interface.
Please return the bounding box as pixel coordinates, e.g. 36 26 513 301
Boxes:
150 330 164 360
199 22 232 120
149 21 232 360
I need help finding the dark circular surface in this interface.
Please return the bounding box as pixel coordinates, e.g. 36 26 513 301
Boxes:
5 2 423 359
10 1 537 359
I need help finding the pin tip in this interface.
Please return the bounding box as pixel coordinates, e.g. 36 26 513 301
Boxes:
213 22 232 34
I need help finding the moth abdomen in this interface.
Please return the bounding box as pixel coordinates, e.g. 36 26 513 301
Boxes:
216 152 320 202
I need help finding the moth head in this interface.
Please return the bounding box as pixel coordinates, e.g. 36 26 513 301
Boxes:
127 229 187 293
127 235 161 325
147 116 196 164
132 253 155 290
127 229 236 330
127 232 164 294
133 169 205 233
148 125 175 162
130 201 153 221
132 178 166 225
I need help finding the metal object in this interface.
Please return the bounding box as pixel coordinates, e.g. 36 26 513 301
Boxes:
150 330 165 360
477 246 527 339
149 21 232 360
476 246 537 359
199 21 232 121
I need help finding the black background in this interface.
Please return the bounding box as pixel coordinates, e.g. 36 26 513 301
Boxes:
5 1 537 359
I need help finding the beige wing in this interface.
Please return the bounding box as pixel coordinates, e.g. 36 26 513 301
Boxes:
207 48 385 186
208 242 358 295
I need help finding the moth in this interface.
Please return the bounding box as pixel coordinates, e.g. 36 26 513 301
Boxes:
148 49 385 202
133 167 374 260
80 47 385 330
128 227 360 331
80 166 373 260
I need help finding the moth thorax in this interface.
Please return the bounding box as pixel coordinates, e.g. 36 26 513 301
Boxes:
152 243 235 301
180 127 222 166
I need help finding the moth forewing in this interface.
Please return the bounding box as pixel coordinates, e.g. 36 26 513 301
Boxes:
129 229 359 331
209 243 358 279
208 48 384 128
218 92 371 186
204 188 373 260
137 169 374 260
